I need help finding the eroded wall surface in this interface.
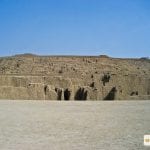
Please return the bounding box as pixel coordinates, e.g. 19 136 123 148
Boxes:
0 55 149 100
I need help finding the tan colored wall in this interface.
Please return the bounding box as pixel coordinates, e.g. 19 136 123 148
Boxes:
0 55 149 100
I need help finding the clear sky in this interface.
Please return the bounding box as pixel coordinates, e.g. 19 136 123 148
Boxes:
0 0 150 57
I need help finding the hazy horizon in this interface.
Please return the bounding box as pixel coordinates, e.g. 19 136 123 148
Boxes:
0 52 149 59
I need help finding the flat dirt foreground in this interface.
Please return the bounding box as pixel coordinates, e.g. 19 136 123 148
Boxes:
0 100 149 150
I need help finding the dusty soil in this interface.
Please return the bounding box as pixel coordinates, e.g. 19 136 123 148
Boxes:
0 100 149 150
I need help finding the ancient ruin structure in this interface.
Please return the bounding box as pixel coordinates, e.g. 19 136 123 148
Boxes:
0 54 149 100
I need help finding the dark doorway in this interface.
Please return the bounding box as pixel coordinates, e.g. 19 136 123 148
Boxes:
44 85 47 95
75 88 87 100
130 91 138 96
104 87 117 100
64 89 71 100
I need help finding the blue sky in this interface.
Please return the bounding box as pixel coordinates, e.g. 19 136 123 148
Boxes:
0 0 150 57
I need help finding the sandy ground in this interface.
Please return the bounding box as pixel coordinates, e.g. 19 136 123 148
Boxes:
0 100 149 150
